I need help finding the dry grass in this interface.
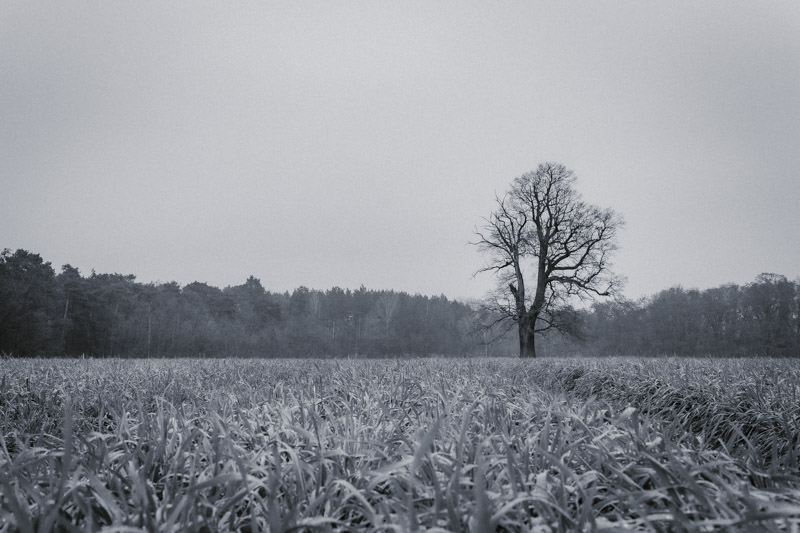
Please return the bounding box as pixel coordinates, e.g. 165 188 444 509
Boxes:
2 357 800 532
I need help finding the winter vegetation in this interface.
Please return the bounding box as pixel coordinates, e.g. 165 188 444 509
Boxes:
2 357 800 531
5 0 798 526
0 249 477 358
2 248 799 359
1 166 798 531
475 163 624 358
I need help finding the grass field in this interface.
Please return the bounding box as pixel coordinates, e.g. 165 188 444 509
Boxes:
2 357 800 532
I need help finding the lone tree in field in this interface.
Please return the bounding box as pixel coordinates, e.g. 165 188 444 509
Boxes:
475 163 624 357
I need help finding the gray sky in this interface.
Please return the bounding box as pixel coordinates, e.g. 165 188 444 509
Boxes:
3 2 799 301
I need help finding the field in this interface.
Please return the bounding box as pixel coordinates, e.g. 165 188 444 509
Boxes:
2 357 800 532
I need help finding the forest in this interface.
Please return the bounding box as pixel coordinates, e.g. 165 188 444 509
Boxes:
582 273 800 357
1 248 798 358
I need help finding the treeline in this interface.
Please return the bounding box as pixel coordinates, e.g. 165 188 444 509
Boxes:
0 249 480 357
579 273 800 357
2 249 799 358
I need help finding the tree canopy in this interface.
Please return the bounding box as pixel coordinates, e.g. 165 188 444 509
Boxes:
475 163 624 357
0 249 479 357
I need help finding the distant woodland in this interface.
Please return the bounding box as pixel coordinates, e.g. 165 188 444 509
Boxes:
0 249 478 358
1 248 799 357
581 274 800 357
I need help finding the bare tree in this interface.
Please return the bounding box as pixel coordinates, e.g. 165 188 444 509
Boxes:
474 163 624 357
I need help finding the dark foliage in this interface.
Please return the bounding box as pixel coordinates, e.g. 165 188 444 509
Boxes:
579 273 800 357
1 249 797 357
0 249 480 357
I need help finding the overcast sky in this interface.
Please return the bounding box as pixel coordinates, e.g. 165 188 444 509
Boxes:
2 2 799 301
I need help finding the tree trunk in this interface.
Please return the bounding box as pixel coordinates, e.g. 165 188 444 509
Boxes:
147 303 152 358
518 317 537 358
60 298 70 349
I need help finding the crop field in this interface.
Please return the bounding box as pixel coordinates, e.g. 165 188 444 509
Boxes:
2 357 800 532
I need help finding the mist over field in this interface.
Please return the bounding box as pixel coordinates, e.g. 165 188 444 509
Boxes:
3 2 800 531
3 248 800 360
